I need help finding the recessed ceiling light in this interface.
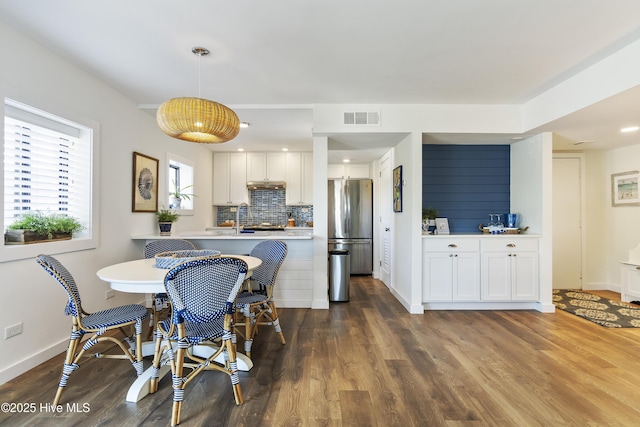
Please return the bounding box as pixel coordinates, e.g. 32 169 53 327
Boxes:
239 122 250 128
237 148 245 151
282 148 288 151
343 159 350 163
621 126 639 133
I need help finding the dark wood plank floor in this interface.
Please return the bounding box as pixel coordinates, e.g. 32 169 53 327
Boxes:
3 279 640 426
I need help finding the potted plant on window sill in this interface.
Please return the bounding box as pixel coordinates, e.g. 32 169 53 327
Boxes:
5 211 84 244
169 180 196 210
156 208 180 236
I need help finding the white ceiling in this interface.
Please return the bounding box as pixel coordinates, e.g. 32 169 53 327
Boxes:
2 0 640 161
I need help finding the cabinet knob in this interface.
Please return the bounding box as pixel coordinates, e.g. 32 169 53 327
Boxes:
506 243 516 248
448 244 457 248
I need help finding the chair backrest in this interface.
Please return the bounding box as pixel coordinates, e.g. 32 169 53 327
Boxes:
144 239 196 258
36 254 82 316
249 240 288 289
164 257 248 324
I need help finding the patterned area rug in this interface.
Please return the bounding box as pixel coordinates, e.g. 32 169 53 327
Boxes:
553 289 640 328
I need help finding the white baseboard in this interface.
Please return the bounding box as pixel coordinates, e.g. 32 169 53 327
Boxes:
0 339 67 385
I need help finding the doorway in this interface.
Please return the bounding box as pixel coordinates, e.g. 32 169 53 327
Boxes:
552 154 585 289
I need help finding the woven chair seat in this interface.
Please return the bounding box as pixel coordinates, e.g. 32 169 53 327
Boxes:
236 292 268 306
82 304 149 330
157 316 226 344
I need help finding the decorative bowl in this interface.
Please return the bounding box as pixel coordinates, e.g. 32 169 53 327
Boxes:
154 249 221 269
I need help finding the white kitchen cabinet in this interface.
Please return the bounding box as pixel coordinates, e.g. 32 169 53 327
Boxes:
423 238 480 301
328 163 370 179
247 152 285 182
481 238 539 301
285 152 313 205
212 152 248 205
620 263 640 302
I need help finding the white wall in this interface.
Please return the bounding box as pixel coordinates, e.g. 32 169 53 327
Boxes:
0 22 213 383
584 144 640 290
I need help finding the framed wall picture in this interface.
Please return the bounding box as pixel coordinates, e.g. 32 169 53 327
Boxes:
393 165 402 212
435 218 450 234
132 151 159 212
611 170 640 207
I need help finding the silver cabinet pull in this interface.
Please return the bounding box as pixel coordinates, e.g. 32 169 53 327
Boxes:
448 244 457 248
506 243 516 248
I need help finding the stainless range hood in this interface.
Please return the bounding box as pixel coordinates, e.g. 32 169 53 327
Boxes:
246 181 286 190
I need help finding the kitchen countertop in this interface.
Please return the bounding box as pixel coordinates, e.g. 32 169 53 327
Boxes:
133 229 313 240
422 232 540 238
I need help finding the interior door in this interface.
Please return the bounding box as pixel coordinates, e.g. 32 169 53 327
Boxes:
379 153 392 287
552 156 583 289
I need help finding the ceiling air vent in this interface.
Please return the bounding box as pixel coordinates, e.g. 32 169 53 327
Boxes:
343 111 381 126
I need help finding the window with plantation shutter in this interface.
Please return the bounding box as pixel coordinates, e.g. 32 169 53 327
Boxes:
2 98 96 258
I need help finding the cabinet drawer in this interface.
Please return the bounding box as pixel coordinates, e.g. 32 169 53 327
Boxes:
424 238 479 252
481 238 538 252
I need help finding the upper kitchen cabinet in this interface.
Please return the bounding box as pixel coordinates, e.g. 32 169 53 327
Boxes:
328 163 370 179
246 152 286 182
285 152 313 205
212 152 248 205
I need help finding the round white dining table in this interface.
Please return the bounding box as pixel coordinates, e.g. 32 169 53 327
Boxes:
96 254 262 294
95 254 262 403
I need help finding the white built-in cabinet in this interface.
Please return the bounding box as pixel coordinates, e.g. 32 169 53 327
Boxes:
246 152 286 182
285 152 314 205
480 238 539 301
423 236 539 305
423 238 480 301
212 152 248 205
328 163 370 179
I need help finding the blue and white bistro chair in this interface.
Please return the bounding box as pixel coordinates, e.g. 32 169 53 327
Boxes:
149 256 248 426
36 254 147 406
144 239 196 336
235 240 288 359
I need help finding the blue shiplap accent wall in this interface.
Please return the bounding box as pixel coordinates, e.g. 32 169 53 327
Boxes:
422 145 510 233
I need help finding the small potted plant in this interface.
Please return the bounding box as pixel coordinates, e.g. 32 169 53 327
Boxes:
169 180 196 209
5 211 84 244
156 208 180 236
422 207 438 233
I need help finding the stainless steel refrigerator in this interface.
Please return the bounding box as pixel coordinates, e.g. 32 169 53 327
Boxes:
328 179 373 275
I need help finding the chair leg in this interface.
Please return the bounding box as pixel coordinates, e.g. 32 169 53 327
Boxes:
53 331 81 406
269 302 286 345
244 308 253 359
223 328 243 405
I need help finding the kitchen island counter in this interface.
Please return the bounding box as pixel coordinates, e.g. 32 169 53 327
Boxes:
132 232 313 308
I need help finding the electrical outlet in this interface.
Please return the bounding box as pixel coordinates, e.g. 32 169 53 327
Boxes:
4 322 23 339
230 207 237 212
302 208 308 212
105 289 115 300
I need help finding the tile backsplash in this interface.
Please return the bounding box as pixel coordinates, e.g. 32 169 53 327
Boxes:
216 189 313 227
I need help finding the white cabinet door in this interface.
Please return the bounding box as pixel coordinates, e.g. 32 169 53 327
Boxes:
285 152 313 205
328 163 370 179
247 152 285 181
481 250 539 301
228 153 248 204
285 153 302 204
346 163 370 178
481 252 511 301
423 250 480 302
301 153 314 204
212 153 247 205
511 252 539 300
423 252 454 301
454 253 481 300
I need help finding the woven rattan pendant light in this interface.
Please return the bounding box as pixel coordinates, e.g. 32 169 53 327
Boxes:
157 47 240 143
